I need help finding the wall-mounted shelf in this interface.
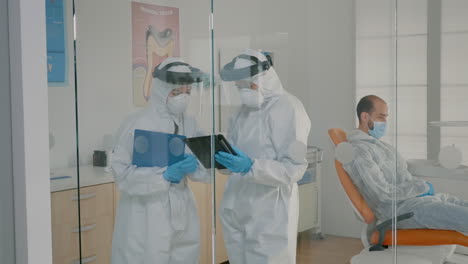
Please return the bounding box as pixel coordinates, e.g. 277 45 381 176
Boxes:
357 30 468 41
429 121 468 127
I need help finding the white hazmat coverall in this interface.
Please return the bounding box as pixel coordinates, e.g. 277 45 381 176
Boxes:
111 59 209 264
220 50 311 264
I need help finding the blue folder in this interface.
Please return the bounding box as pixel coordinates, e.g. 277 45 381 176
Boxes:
132 129 186 167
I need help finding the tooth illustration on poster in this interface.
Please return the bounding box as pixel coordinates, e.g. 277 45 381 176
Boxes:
131 2 180 106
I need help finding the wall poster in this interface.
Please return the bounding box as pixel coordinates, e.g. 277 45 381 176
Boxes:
132 2 180 106
46 0 67 84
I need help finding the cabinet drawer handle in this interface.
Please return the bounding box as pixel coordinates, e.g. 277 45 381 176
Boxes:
72 224 96 233
73 255 97 264
72 192 96 201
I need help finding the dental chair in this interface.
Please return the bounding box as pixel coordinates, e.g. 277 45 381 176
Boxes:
328 128 468 264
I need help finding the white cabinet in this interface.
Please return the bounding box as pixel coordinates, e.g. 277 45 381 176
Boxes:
298 182 320 233
409 159 468 199
297 148 323 234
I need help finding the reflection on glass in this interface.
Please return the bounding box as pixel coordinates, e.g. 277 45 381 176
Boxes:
345 92 468 259
68 0 215 263
47 0 81 263
343 96 415 225
349 0 468 262
47 0 468 263
442 1 468 166
216 49 311 263
111 58 211 264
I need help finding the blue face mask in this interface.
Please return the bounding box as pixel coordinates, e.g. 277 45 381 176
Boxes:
369 121 387 139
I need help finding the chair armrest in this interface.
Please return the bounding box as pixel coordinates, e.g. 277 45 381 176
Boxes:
369 212 414 251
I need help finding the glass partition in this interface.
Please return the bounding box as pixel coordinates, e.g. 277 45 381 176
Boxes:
355 0 399 261
212 0 393 263
73 0 215 263
46 1 468 263
441 0 468 165
45 0 459 263
48 0 216 263
393 1 468 263
46 0 81 263
0 0 15 261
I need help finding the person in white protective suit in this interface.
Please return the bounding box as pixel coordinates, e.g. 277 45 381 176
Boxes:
343 95 468 234
215 49 311 264
110 57 210 264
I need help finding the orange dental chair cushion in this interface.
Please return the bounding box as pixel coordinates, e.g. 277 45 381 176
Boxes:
371 229 468 247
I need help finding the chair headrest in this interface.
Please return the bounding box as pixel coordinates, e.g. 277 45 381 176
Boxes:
328 128 348 145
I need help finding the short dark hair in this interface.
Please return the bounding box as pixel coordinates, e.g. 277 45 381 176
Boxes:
356 95 384 123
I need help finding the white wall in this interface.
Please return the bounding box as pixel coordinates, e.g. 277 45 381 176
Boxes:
202 0 360 238
49 0 213 169
9 0 53 262
48 0 78 170
0 0 15 261
49 0 311 163
305 0 361 237
49 0 361 238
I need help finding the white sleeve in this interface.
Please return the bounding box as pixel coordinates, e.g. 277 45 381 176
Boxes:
244 100 311 187
184 116 212 183
187 160 213 183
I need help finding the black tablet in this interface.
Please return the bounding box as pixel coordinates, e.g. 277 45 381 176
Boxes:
184 134 236 169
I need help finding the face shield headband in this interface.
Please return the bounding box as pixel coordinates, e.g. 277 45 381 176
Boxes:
152 61 204 85
219 55 272 82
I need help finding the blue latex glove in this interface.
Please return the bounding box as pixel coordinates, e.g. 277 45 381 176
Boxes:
163 155 198 183
215 146 252 173
417 182 435 197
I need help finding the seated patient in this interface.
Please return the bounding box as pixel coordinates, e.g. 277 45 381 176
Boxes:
343 95 468 234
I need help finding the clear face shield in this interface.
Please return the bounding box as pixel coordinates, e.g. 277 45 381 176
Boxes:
154 61 204 115
219 78 263 109
166 85 192 115
169 85 192 97
220 55 271 108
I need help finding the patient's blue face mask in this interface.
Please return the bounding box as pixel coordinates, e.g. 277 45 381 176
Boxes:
369 119 387 139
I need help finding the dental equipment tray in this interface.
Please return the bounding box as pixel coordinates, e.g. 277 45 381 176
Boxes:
184 134 236 169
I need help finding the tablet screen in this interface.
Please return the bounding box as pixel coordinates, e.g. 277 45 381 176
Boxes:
184 134 235 169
